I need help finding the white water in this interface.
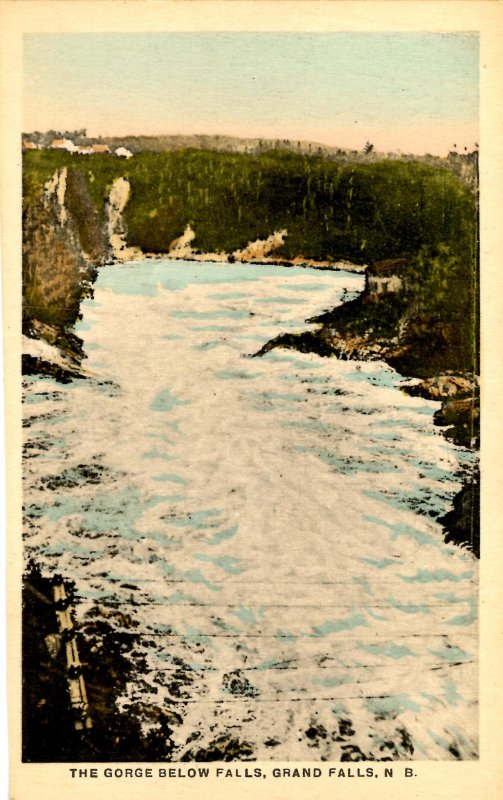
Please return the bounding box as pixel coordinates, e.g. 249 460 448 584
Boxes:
23 260 478 760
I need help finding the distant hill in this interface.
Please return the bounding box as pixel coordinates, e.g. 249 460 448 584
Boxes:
22 130 478 191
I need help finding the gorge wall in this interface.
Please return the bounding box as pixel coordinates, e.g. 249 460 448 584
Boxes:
22 169 132 379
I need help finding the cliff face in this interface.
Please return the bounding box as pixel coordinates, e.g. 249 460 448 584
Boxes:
22 168 119 379
23 170 88 328
107 177 142 262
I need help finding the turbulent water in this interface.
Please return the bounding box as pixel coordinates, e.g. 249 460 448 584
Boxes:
23 259 478 761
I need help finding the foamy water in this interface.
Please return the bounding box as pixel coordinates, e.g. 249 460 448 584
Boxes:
23 260 478 760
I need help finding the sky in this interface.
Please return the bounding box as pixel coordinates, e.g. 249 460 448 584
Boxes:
23 32 479 156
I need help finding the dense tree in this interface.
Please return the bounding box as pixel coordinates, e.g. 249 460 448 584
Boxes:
23 146 476 269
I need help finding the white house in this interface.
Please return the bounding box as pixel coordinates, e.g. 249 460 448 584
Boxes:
50 138 77 153
115 147 133 159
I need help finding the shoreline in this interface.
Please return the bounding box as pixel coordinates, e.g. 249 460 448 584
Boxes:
252 287 479 558
22 255 365 380
114 248 368 274
253 293 479 449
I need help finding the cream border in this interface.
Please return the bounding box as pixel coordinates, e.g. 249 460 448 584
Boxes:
1 2 502 798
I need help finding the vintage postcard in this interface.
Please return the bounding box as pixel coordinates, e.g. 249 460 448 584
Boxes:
1 2 502 799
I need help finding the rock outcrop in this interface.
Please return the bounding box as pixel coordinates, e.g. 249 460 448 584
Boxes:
22 168 112 380
232 229 288 262
168 224 196 258
107 177 141 262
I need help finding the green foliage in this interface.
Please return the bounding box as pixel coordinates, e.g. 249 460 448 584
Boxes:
400 244 479 374
22 150 70 208
64 169 109 260
317 294 409 339
23 149 477 263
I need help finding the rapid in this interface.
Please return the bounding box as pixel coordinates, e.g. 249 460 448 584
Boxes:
22 259 478 760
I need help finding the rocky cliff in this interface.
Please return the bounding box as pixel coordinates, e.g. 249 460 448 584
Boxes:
22 169 130 380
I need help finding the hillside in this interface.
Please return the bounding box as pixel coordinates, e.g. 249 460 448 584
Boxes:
23 147 477 259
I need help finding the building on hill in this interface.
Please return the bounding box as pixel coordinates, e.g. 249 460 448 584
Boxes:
91 144 111 154
50 138 77 152
366 258 408 297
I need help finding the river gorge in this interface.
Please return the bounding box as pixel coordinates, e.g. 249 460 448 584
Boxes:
22 259 478 761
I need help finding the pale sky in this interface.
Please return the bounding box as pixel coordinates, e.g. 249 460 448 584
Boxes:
23 32 478 155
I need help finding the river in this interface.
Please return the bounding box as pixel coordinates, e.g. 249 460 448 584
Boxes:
22 259 478 761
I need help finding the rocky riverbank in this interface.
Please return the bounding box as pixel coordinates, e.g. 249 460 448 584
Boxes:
254 262 479 556
254 286 479 447
22 564 180 761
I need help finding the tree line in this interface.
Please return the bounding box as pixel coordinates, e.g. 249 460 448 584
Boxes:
23 147 477 265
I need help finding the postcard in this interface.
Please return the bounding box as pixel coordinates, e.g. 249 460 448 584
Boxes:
1 2 502 799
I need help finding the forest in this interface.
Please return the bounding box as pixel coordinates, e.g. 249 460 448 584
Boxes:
23 147 477 262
